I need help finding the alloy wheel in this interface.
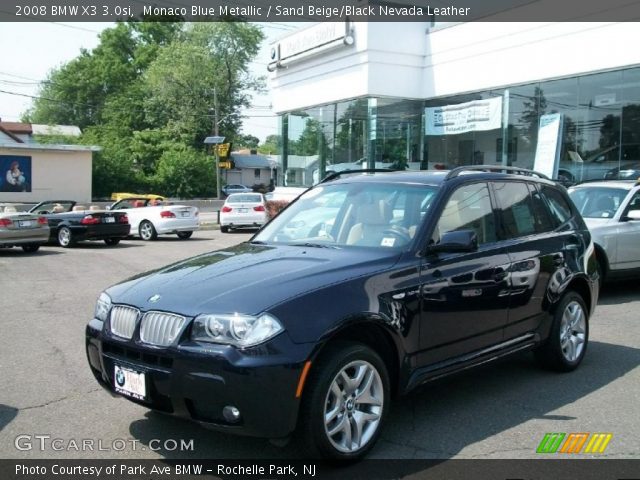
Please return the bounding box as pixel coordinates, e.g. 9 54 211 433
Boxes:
560 300 586 362
323 360 384 453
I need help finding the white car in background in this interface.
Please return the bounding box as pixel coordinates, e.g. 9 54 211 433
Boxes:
108 197 199 240
568 180 640 284
219 193 267 233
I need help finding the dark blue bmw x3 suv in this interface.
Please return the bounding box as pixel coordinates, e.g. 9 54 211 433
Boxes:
86 166 598 459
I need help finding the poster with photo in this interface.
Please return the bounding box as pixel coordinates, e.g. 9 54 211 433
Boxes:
0 155 32 193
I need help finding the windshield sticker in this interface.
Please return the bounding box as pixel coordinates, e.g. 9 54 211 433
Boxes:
381 237 396 247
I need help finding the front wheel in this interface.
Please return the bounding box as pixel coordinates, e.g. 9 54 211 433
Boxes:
535 291 589 372
104 238 121 246
139 220 157 241
220 226 229 233
177 231 193 240
22 244 40 253
299 342 389 459
57 226 75 248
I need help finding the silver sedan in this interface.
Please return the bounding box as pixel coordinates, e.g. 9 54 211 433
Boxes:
0 204 50 253
568 181 640 283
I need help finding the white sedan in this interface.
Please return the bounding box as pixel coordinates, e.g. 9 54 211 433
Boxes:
109 198 199 240
219 193 267 233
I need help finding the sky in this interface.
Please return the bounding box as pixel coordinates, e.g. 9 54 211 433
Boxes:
0 21 297 141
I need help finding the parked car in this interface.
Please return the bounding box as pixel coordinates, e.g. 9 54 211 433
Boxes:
604 162 640 180
219 193 267 233
29 200 130 247
558 144 640 183
86 166 597 459
221 184 253 196
110 192 165 202
0 204 49 252
108 198 199 241
568 180 640 284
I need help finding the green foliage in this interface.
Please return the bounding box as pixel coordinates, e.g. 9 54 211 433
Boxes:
153 147 216 198
237 134 260 149
25 20 264 199
258 134 282 154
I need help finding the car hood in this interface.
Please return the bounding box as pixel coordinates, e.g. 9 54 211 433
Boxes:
106 242 399 317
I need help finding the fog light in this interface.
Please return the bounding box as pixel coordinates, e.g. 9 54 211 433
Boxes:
223 406 241 423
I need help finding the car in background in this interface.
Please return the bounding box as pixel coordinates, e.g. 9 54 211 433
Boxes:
110 192 165 202
28 200 130 247
559 144 640 183
219 193 267 233
605 162 640 180
87 166 597 460
568 180 640 284
108 197 199 241
221 184 252 196
0 204 50 253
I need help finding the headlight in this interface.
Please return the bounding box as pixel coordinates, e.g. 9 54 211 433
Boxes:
191 313 284 348
94 292 112 322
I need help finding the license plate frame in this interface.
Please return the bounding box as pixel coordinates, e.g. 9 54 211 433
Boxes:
238 208 248 213
104 217 115 223
180 211 190 217
114 365 147 401
18 220 33 228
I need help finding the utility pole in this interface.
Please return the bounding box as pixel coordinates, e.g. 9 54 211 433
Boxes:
213 87 222 199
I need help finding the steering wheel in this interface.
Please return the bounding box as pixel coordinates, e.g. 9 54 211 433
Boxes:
382 225 412 243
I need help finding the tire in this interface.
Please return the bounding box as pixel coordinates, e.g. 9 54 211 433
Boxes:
57 226 76 248
139 220 157 241
177 231 193 240
220 226 229 233
535 291 589 372
22 244 40 253
104 238 121 246
298 342 389 460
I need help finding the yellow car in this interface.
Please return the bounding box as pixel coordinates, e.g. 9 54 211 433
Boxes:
110 193 165 202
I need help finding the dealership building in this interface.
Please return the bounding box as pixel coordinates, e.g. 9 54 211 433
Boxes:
268 21 640 186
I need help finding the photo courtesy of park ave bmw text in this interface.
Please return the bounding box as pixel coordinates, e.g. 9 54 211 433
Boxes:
1 0 640 479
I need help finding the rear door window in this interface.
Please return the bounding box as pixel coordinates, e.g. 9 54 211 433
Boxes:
542 186 574 224
493 182 537 239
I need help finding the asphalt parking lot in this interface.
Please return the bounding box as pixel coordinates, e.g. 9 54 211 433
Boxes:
1 230 639 459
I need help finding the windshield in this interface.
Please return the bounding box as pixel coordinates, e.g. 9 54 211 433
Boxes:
254 182 439 249
568 187 629 218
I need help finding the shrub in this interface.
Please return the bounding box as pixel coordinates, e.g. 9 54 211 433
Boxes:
265 200 289 219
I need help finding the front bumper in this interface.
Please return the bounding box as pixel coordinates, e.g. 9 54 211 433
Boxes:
86 318 311 438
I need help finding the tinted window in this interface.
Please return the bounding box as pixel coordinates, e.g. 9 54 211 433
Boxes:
434 182 496 245
528 184 555 233
493 182 537 238
542 186 574 224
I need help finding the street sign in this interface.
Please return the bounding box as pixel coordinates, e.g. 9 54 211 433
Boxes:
217 143 231 158
219 161 232 169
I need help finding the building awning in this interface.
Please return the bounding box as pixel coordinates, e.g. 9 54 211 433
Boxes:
0 143 100 152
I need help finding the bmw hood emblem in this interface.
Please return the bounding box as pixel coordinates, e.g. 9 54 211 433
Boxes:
148 294 161 304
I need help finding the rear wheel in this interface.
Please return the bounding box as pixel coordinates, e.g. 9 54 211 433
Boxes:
299 342 389 459
57 226 75 248
535 291 589 372
139 220 157 241
104 238 121 246
220 226 229 233
21 244 40 253
177 231 193 239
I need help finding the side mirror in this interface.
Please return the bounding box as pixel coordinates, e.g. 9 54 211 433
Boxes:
623 210 640 221
428 230 478 254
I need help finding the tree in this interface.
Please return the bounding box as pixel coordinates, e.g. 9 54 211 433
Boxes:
153 147 216 198
258 134 282 154
237 134 260 149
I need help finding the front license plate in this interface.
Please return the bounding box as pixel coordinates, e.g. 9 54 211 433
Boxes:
238 208 248 213
19 220 32 227
114 365 146 400
104 217 115 223
180 211 189 217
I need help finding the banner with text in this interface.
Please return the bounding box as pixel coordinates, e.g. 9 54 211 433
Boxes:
425 97 502 136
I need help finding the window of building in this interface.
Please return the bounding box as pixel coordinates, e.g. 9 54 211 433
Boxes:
254 168 261 179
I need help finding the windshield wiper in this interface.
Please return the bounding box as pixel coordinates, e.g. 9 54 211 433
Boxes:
290 242 339 249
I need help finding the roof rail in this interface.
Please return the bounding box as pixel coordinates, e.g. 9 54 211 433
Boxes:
318 168 400 184
444 165 551 181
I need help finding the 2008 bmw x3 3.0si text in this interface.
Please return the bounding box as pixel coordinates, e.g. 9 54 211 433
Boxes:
86 167 598 459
